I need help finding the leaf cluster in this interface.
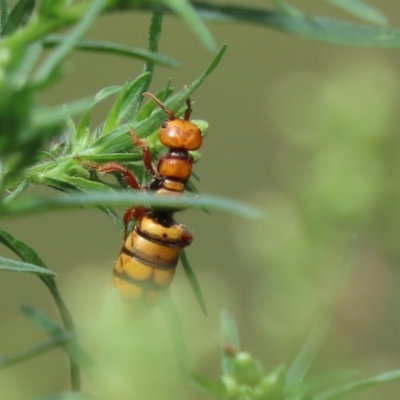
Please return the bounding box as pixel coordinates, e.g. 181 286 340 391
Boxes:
194 311 400 400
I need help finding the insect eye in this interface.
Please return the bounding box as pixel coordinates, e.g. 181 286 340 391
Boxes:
161 120 168 129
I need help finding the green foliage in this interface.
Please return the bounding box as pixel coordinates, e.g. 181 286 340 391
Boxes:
194 311 400 400
0 0 399 399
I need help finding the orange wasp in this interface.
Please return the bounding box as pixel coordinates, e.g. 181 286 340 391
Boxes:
77 92 203 314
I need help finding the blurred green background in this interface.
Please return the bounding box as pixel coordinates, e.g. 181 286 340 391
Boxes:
2 0 400 398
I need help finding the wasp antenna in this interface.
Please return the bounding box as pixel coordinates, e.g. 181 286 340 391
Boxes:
184 96 193 121
143 92 176 120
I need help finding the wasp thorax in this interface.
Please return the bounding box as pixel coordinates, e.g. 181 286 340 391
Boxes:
159 120 202 150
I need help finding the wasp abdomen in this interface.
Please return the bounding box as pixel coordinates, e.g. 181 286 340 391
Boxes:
112 215 188 310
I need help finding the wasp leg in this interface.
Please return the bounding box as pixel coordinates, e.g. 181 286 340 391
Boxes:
179 225 193 247
74 155 141 190
123 206 146 240
128 129 156 177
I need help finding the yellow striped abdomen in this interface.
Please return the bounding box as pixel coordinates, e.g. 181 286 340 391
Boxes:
112 214 188 314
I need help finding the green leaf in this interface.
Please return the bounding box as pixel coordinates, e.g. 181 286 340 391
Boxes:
38 0 66 17
286 321 329 387
36 394 91 400
32 97 93 130
104 72 150 133
0 228 47 267
221 309 240 375
1 0 35 35
0 228 78 344
287 238 356 388
99 205 124 233
35 393 90 400
39 0 68 18
73 153 142 163
221 310 240 351
0 0 10 32
313 369 400 400
162 0 217 52
3 177 29 204
192 2 400 48
142 11 164 91
42 176 114 192
259 364 286 400
287 370 359 398
40 176 81 192
326 0 387 26
21 305 63 335
192 373 228 399
150 44 226 114
43 34 180 67
0 329 79 370
0 255 56 275
33 0 107 86
0 191 262 219
20 305 92 369
75 85 122 143
271 0 303 17
7 41 42 90
0 228 76 335
180 249 207 316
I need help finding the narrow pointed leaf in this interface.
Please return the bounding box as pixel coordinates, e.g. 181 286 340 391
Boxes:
180 249 207 316
0 330 79 370
192 373 227 398
0 191 262 219
35 393 91 400
143 11 164 91
32 97 93 130
326 0 387 26
43 35 180 67
221 310 240 350
221 309 240 375
271 0 303 17
75 85 122 143
21 305 92 368
39 0 68 18
162 0 216 52
37 394 93 400
148 44 226 116
33 0 107 85
286 321 329 386
99 205 124 233
43 176 114 192
104 72 150 133
0 0 9 31
0 228 75 330
0 256 55 275
314 369 400 400
287 238 356 387
10 41 42 84
2 0 35 35
192 2 400 48
0 228 47 267
21 305 63 335
41 176 81 192
3 178 29 204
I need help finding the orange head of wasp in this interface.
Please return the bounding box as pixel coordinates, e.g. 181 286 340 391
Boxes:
143 92 202 151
